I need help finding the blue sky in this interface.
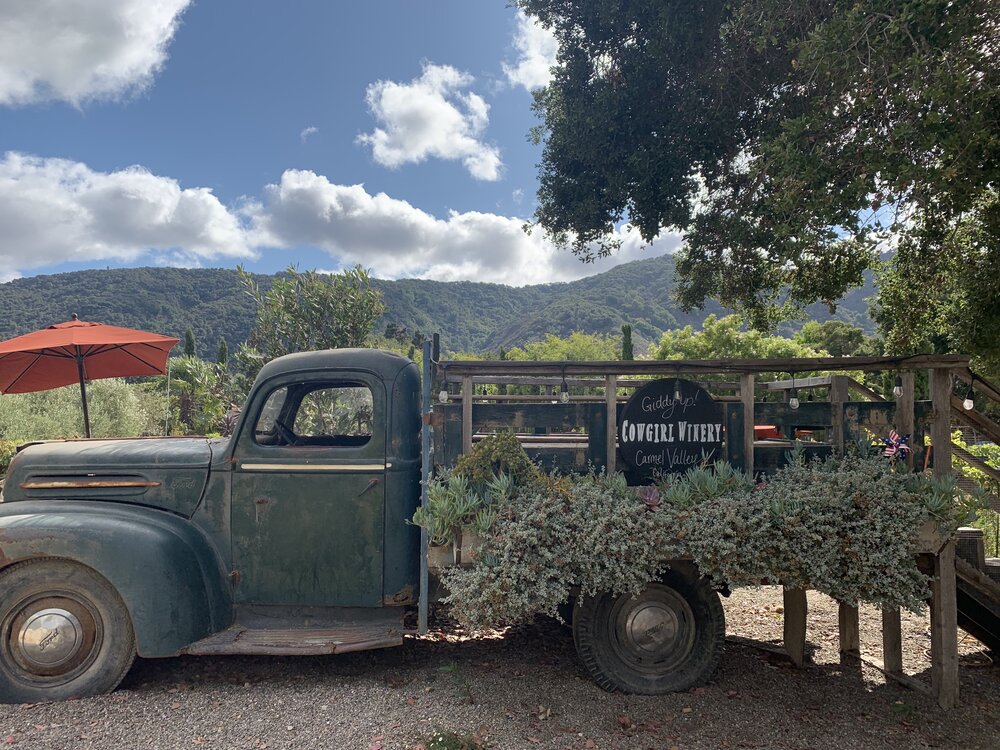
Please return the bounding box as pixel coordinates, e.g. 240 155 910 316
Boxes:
0 1 678 286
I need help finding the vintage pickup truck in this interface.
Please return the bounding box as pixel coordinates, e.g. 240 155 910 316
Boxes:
0 347 723 703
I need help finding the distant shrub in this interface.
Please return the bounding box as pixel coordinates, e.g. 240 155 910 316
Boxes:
0 440 17 473
0 379 167 441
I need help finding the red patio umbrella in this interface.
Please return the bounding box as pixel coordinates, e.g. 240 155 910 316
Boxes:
0 314 179 437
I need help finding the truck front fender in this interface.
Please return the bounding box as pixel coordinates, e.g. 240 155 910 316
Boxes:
0 501 232 657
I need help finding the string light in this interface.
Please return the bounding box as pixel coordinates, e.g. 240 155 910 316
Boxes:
963 382 975 411
788 372 799 410
893 375 904 398
673 379 682 402
560 372 570 403
438 389 449 404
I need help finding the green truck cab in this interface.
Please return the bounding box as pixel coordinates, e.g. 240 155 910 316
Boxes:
0 348 721 702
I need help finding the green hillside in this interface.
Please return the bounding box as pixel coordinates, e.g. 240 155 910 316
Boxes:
0 256 875 356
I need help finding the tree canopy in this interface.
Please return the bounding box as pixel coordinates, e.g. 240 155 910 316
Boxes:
506 331 620 361
652 315 825 361
520 0 1000 327
235 265 385 381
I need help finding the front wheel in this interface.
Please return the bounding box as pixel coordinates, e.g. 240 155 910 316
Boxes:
572 569 724 694
0 560 136 703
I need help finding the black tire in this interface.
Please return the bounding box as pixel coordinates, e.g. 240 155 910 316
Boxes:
0 559 136 703
572 569 725 694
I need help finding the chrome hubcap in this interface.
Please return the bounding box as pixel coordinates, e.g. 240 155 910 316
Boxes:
625 602 679 655
612 584 695 673
18 608 84 670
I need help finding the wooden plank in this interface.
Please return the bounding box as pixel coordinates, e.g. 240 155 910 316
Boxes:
953 443 1000 485
437 354 970 378
783 587 808 667
765 376 833 390
754 402 832 429
931 540 960 709
931 370 953 477
838 602 860 655
740 374 755 476
951 396 1000 445
829 375 849 457
606 375 617 474
446 375 743 390
882 608 903 674
848 378 887 403
458 402 605 432
461 376 473 454
896 372 915 471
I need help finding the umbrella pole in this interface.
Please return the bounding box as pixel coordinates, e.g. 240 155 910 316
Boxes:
76 352 92 438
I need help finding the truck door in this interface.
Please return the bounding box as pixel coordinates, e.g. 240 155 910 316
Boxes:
230 372 386 607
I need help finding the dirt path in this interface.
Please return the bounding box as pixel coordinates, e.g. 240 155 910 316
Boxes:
0 587 996 750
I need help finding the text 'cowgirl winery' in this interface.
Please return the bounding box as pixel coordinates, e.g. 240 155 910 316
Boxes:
619 420 723 445
617 379 724 481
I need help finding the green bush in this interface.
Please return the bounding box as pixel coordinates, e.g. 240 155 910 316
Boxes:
0 440 17 473
672 456 938 610
452 431 542 487
0 379 167 441
442 454 977 629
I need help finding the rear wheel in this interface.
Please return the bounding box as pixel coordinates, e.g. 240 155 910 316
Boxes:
572 569 724 694
0 560 135 703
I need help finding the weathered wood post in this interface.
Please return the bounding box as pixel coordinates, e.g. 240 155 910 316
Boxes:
605 375 617 473
462 375 473 454
930 367 959 709
883 370 915 674
783 587 808 667
829 374 849 457
827 375 861 654
740 373 755 476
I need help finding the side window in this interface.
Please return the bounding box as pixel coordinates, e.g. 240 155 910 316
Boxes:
254 387 288 444
252 382 374 447
293 385 373 444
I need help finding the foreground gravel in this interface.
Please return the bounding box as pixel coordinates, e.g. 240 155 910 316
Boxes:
0 587 997 750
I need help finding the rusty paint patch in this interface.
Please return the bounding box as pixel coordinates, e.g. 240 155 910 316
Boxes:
228 569 241 585
385 585 415 605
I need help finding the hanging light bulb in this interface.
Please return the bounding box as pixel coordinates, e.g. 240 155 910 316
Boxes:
893 375 904 398
788 373 799 409
673 379 682 402
963 383 975 411
560 376 570 403
438 389 449 404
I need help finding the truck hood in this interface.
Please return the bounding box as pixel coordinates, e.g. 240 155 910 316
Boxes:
2 437 215 517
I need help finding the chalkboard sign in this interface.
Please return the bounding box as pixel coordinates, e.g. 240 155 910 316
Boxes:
618 378 724 484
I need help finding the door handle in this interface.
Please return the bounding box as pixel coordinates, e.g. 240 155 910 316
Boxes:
360 478 380 495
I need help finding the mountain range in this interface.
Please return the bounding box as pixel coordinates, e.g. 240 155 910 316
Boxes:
0 255 875 356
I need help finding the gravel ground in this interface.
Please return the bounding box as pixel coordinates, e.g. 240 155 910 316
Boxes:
0 587 997 750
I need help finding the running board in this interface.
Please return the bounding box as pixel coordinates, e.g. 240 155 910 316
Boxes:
182 608 405 656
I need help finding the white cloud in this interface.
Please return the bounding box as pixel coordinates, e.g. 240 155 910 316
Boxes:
245 169 679 286
0 0 191 107
357 63 502 181
300 126 319 143
0 152 252 275
503 11 557 91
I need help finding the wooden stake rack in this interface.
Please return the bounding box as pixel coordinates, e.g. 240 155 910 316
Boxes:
434 354 974 709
